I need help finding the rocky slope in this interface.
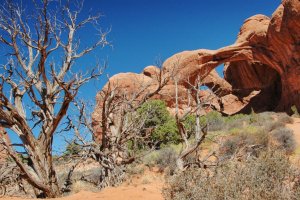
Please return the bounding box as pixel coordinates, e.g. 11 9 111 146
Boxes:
92 0 300 140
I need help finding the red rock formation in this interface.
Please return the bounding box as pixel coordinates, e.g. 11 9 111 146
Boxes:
162 0 300 113
92 0 300 139
91 65 229 126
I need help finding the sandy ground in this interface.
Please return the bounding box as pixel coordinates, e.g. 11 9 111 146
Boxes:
62 180 164 200
2 170 164 200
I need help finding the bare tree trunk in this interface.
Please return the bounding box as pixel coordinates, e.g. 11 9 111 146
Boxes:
0 0 108 197
173 74 214 171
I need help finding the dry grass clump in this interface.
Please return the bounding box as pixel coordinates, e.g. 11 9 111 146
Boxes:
264 120 285 132
217 110 296 159
224 114 250 130
71 180 98 194
155 147 177 171
271 127 296 154
126 164 145 176
219 126 296 160
206 111 225 131
277 113 294 124
163 151 300 200
142 147 178 175
219 127 269 159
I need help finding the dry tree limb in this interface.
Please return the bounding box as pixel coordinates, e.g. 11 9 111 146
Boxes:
0 0 108 197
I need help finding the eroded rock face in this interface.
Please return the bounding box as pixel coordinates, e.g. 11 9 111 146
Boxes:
224 0 300 112
92 0 300 140
162 0 300 113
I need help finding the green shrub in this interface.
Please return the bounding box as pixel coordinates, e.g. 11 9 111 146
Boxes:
163 151 300 200
151 118 180 146
138 100 207 147
138 100 170 127
137 100 179 147
182 114 196 138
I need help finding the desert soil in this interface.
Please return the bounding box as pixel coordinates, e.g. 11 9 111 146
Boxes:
2 169 164 200
3 117 300 200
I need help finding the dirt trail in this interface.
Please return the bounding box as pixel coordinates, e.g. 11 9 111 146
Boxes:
2 171 164 200
61 182 164 200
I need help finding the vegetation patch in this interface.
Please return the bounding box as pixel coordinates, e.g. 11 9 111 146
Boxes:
163 151 300 200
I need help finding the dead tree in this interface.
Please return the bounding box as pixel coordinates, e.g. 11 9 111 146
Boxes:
0 0 108 197
64 64 172 189
173 71 220 171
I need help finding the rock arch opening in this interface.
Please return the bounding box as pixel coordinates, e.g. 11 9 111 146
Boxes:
224 61 282 113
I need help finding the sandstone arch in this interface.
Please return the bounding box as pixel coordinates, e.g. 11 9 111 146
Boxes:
162 0 300 113
92 0 300 138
